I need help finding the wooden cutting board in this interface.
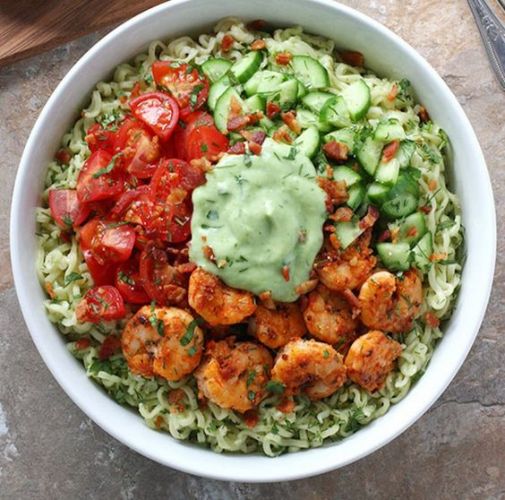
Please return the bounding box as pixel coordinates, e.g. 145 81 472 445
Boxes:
0 0 166 67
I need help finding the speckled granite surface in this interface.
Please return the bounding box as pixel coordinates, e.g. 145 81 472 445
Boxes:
1 1 505 497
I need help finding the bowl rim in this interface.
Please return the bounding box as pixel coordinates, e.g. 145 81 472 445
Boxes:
10 0 496 482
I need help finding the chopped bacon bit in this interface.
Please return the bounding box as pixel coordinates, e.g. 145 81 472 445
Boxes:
227 115 250 132
75 338 91 350
378 229 391 243
249 141 262 155
166 186 188 205
387 84 398 101
430 252 448 262
329 233 340 250
277 397 295 413
330 207 354 223
281 265 290 282
55 148 71 165
425 311 441 328
176 262 197 274
342 288 361 310
44 282 56 299
228 141 246 154
247 19 268 31
323 224 336 233
229 96 242 117
323 141 349 163
259 291 276 310
418 105 430 123
428 179 438 191
168 389 186 413
247 111 263 125
317 177 349 210
273 125 293 144
190 157 213 173
359 206 379 230
390 227 400 244
202 245 216 262
99 335 121 360
281 111 301 135
266 101 281 119
155 416 165 428
241 129 266 145
295 279 319 295
130 81 143 98
251 39 266 51
382 140 400 163
119 95 128 104
406 227 418 238
243 410 259 428
325 164 334 178
221 34 234 53
340 50 365 67
275 52 292 65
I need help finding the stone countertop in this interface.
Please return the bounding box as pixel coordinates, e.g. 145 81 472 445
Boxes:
1 1 504 497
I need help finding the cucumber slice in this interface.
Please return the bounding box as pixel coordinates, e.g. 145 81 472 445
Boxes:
324 128 356 151
397 140 415 168
381 193 418 219
334 218 365 250
367 182 390 205
229 51 263 83
208 76 231 110
302 91 334 114
341 79 371 121
397 212 427 245
320 96 351 128
245 94 266 112
374 119 406 142
214 87 244 133
201 58 232 83
412 232 433 273
297 80 308 98
295 109 319 129
347 183 366 210
277 79 299 110
357 135 383 175
259 116 276 134
291 55 330 89
244 70 284 96
377 242 412 271
293 126 320 158
375 158 400 185
332 165 362 187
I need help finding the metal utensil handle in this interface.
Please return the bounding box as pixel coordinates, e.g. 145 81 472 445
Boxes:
467 0 505 90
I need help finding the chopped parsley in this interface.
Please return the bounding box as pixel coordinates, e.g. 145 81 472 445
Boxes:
265 380 285 394
246 370 256 387
206 209 219 221
180 318 202 346
64 272 83 286
118 271 135 286
247 390 256 401
200 143 209 152
92 153 121 178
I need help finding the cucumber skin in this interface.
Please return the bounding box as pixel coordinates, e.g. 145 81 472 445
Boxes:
214 87 243 133
377 242 411 272
291 55 330 89
341 80 371 121
201 58 232 83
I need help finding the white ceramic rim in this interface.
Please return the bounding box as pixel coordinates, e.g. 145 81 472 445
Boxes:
10 0 496 482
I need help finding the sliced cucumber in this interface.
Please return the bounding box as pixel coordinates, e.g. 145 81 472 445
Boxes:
341 79 371 121
334 218 364 250
297 80 308 98
381 193 418 219
301 91 334 114
214 87 244 133
375 158 400 185
293 126 320 158
229 51 263 83
245 94 266 112
291 55 330 90
367 182 390 205
412 232 433 273
295 109 319 129
244 70 284 96
324 128 356 152
201 58 232 83
347 183 366 210
377 242 412 272
396 140 415 168
374 119 406 142
332 165 362 187
357 135 383 175
397 212 427 245
208 76 231 111
277 79 299 110
320 96 351 128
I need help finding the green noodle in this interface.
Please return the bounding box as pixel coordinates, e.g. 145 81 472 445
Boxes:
36 17 463 456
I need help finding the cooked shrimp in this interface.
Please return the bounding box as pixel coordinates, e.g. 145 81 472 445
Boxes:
248 303 306 349
271 338 347 400
195 338 273 412
188 267 256 326
359 269 423 333
316 230 376 292
302 284 357 345
121 305 204 381
344 330 402 392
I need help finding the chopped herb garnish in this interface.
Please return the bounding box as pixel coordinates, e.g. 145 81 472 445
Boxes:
265 380 285 394
323 349 329 358
246 370 256 387
206 209 219 221
244 153 253 168
92 153 121 178
180 318 203 346
187 346 197 357
62 214 73 227
64 272 83 286
118 271 135 286
248 390 256 401
200 143 208 152
284 146 298 161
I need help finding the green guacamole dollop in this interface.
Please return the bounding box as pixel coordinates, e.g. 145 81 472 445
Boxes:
189 139 326 302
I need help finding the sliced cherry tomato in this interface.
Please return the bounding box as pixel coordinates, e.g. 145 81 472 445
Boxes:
48 189 90 229
114 118 161 179
110 186 157 227
185 125 229 161
115 256 150 304
82 250 117 286
171 111 215 160
76 286 126 323
145 201 191 243
139 244 187 305
76 150 125 203
98 335 122 360
151 158 204 201
152 61 209 117
79 218 136 265
85 123 116 154
129 91 180 142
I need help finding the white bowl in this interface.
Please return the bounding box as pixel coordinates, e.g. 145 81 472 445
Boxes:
10 0 496 482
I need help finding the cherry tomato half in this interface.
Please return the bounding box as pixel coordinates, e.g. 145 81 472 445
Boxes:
85 123 116 154
185 124 229 161
115 256 150 304
129 91 180 142
48 189 90 229
110 186 157 227
151 158 204 201
152 61 209 117
171 111 215 160
76 286 126 323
